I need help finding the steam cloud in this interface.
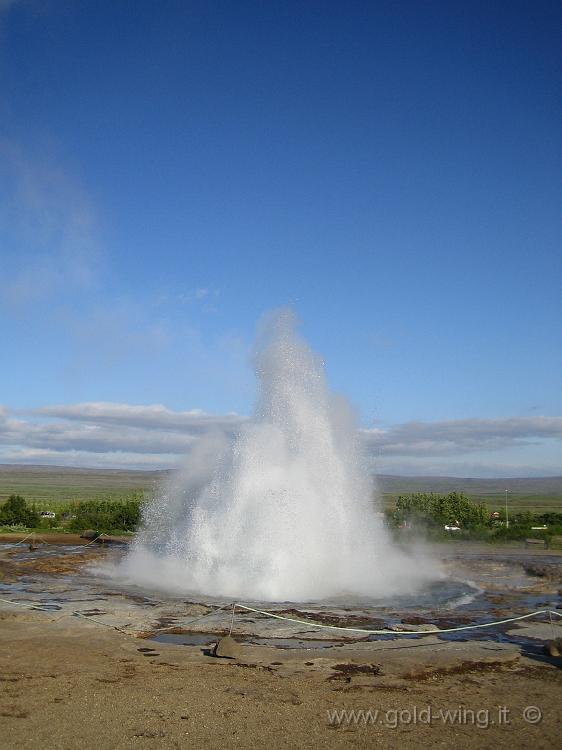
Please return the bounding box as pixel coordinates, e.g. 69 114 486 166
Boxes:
116 310 439 601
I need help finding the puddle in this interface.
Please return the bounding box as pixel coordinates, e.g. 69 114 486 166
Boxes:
153 632 218 647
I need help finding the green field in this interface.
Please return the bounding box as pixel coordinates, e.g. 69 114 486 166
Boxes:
380 492 562 514
0 465 166 507
0 465 561 514
377 474 562 513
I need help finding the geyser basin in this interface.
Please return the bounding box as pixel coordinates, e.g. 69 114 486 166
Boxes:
2 545 560 648
116 309 439 601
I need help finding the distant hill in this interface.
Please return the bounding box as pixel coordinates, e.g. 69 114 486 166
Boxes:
0 465 561 511
376 474 562 513
0 464 168 504
376 474 562 497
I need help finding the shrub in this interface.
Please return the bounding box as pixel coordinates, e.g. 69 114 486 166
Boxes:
394 492 488 530
67 496 143 533
0 495 40 527
491 525 552 545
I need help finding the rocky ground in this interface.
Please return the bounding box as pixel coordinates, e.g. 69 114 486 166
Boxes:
1 609 561 749
0 543 561 749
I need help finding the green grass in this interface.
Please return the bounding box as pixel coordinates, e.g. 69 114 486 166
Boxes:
1 465 561 515
0 466 164 506
377 475 562 514
381 492 562 514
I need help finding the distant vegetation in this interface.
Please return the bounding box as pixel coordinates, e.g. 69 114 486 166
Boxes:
0 465 164 505
64 497 143 533
393 492 488 529
1 466 561 511
0 466 561 543
0 495 40 528
388 491 562 546
1 488 561 547
0 492 144 534
378 475 562 514
0 466 153 534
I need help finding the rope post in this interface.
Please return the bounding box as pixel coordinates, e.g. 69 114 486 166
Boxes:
548 609 556 642
228 602 237 636
13 532 33 547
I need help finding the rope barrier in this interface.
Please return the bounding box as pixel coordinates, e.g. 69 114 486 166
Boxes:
150 603 235 635
9 532 37 547
234 603 562 636
0 596 52 610
0 596 560 640
32 533 103 547
228 602 236 636
0 595 236 637
69 609 131 634
81 534 103 547
3 533 106 548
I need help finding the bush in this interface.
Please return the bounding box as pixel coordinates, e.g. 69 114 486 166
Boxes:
537 512 562 527
394 492 488 530
40 516 60 529
0 495 40 527
66 496 143 533
491 525 552 545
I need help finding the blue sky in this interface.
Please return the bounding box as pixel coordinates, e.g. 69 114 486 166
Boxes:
0 0 561 475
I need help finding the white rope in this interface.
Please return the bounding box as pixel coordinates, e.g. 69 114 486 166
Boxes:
69 608 130 633
34 534 105 547
81 534 103 547
8 532 36 547
235 603 562 636
0 596 68 625
150 603 235 635
4 533 54 547
1 594 560 639
228 602 236 636
34 535 54 545
4 533 110 548
0 596 234 637
0 596 47 609
0 596 131 632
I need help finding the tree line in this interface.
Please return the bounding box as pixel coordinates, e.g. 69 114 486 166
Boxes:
0 493 143 533
389 491 562 543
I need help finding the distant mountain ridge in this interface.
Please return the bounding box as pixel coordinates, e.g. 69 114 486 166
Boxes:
0 464 169 479
0 464 560 497
376 474 562 497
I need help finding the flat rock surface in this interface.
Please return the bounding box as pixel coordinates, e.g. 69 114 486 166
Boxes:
0 608 561 749
1 542 562 748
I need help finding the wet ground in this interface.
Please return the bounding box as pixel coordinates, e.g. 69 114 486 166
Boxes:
2 540 561 750
0 541 561 653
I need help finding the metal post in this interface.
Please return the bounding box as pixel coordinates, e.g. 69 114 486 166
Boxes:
505 489 509 529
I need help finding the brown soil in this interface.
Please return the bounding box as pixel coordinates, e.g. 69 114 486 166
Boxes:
1 542 561 748
0 609 560 749
0 549 104 578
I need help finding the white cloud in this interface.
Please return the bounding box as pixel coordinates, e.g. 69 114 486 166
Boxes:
362 416 562 457
0 138 100 306
1 403 245 459
0 447 179 470
33 402 244 433
0 404 560 475
0 0 20 11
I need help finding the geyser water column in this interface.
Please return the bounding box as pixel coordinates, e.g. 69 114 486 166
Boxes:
121 310 438 601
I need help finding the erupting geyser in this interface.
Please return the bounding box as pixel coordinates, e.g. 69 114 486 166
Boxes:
120 310 438 601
